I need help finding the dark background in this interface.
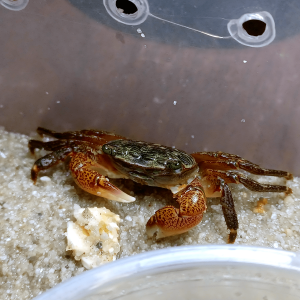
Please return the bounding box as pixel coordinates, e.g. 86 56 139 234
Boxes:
0 0 299 174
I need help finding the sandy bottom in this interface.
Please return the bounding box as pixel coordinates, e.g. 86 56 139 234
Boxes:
0 128 300 300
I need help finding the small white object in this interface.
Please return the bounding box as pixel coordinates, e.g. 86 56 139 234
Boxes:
173 101 177 105
125 216 132 222
137 28 142 33
241 119 245 122
141 33 145 38
40 176 51 182
243 60 247 63
46 92 49 95
191 135 194 138
57 101 60 104
271 213 277 220
0 152 6 158
284 195 294 206
66 205 120 269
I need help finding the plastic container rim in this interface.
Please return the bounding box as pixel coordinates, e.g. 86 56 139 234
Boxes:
33 245 300 300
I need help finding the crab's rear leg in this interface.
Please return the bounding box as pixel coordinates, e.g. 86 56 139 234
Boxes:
201 168 292 243
146 177 207 239
28 139 68 154
36 127 125 144
192 152 293 180
218 180 238 243
31 146 73 183
69 152 135 203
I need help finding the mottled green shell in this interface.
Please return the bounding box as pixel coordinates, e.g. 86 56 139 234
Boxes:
102 140 196 171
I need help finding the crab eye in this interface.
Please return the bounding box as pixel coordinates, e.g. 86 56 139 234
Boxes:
102 144 111 155
102 144 118 156
167 160 182 170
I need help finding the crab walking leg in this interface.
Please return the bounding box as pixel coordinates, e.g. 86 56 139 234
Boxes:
28 139 68 154
235 172 293 194
218 179 238 244
202 169 292 194
146 177 207 239
192 152 293 179
69 152 135 203
29 139 97 154
31 146 73 183
36 127 125 145
201 169 292 243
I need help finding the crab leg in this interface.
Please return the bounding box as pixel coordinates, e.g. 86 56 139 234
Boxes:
36 127 125 145
31 145 73 183
200 169 292 243
69 152 135 203
218 179 238 244
29 139 68 154
202 169 292 194
192 151 293 179
146 177 207 239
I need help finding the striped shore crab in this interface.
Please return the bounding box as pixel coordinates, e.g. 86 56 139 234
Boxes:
29 128 293 244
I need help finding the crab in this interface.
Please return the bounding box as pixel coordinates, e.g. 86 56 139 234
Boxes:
29 127 293 244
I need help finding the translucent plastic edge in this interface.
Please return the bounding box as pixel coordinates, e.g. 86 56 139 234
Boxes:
0 0 29 11
33 245 300 300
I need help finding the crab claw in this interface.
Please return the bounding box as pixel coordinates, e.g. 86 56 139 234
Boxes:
70 153 135 203
146 177 206 239
93 176 136 203
73 174 135 203
146 206 204 239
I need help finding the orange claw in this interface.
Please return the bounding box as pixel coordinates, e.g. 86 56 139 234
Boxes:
70 153 135 203
146 177 207 239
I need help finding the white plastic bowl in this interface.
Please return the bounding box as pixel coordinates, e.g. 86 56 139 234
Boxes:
33 245 300 300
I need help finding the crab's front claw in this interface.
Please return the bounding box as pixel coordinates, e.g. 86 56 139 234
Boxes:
146 206 204 239
146 177 206 239
70 153 135 203
73 172 135 203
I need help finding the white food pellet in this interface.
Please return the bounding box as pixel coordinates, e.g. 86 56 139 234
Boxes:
137 28 142 33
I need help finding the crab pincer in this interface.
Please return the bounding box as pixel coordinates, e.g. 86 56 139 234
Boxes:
69 152 135 203
146 177 207 239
